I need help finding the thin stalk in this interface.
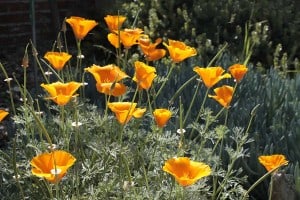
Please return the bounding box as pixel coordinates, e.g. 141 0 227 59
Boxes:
0 62 16 115
183 80 201 125
242 167 282 200
155 63 175 100
12 138 25 200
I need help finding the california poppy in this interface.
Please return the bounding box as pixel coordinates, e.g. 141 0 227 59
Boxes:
139 36 166 61
40 81 81 106
30 150 76 183
104 15 126 32
0 110 9 122
120 28 144 49
153 108 172 128
164 39 197 63
258 154 288 172
193 66 231 88
208 85 234 108
107 102 146 124
85 64 129 96
44 52 72 71
132 61 157 90
66 16 98 40
107 33 120 48
228 64 248 82
163 157 211 187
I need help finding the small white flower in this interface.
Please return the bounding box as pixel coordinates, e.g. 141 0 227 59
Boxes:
4 78 13 82
72 121 82 127
48 144 58 150
12 174 21 180
177 128 186 134
50 168 62 175
45 71 53 76
123 181 135 191
77 54 85 59
81 82 88 86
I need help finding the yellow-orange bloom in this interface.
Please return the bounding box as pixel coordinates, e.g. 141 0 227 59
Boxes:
107 102 146 125
0 110 9 122
120 28 144 49
30 150 76 183
164 39 197 63
139 36 166 61
163 157 211 187
108 28 143 49
104 15 126 32
228 64 248 82
107 33 120 48
208 85 234 108
84 64 129 96
153 108 172 128
96 82 127 97
44 52 72 71
40 81 81 106
258 154 288 172
193 66 231 88
132 61 157 90
66 16 98 40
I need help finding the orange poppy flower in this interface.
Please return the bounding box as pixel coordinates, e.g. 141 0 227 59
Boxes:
153 108 172 128
258 154 288 172
40 81 82 106
208 85 234 108
30 150 76 183
107 33 120 48
107 102 146 125
139 36 166 61
104 15 126 32
120 28 144 49
0 110 9 122
228 64 248 82
132 61 157 90
96 82 127 97
163 157 211 187
85 64 129 96
193 66 231 88
66 16 98 40
163 39 197 63
44 52 72 71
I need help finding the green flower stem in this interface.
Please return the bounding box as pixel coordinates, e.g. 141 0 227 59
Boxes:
0 62 16 115
183 80 201 125
242 167 282 200
12 138 25 200
28 106 52 145
214 105 258 199
155 63 175 100
30 41 50 84
76 39 83 79
189 88 210 140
